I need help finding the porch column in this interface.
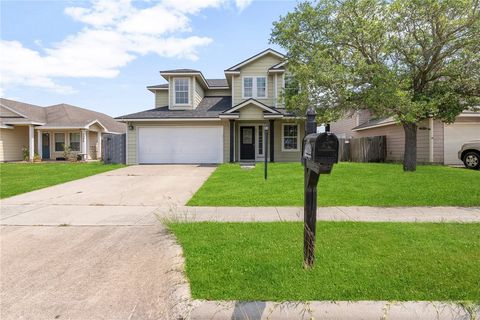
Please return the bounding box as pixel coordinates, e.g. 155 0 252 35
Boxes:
37 130 42 159
229 119 235 163
28 125 34 161
81 129 88 160
97 132 102 160
269 119 275 162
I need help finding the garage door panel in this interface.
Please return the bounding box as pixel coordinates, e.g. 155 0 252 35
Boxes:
138 127 223 164
444 123 480 165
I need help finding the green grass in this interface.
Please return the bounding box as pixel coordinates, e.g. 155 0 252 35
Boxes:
187 162 480 207
0 162 125 198
169 221 480 301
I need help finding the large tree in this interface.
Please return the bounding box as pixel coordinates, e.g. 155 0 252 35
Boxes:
271 0 480 171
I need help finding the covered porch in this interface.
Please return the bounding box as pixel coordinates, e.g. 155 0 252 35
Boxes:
220 99 304 163
27 121 106 161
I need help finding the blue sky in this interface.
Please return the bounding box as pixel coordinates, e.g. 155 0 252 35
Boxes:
1 0 297 117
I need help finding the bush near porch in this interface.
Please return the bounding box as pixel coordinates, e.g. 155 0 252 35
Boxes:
187 162 480 207
0 162 125 199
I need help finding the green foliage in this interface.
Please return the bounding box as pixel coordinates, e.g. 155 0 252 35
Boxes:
0 162 125 198
169 221 480 301
187 163 480 207
270 0 480 124
22 146 29 161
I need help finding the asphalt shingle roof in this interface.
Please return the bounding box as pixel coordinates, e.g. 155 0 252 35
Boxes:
117 97 232 119
206 79 228 87
0 98 126 133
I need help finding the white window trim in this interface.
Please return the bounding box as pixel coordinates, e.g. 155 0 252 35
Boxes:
54 132 66 152
281 123 300 152
69 132 81 151
258 125 264 156
242 76 268 99
173 77 191 107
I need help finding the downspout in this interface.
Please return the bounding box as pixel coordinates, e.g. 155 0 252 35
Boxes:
429 118 434 163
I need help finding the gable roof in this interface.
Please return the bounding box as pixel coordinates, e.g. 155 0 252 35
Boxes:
352 117 395 131
116 96 232 120
0 98 126 133
147 78 229 93
221 98 281 115
225 48 285 72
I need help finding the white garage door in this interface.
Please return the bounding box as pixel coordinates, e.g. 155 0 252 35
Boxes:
444 123 480 165
138 126 223 164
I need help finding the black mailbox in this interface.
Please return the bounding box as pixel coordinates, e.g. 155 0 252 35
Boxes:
302 132 339 174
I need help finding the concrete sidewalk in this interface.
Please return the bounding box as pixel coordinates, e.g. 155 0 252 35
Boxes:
190 300 479 320
161 205 480 223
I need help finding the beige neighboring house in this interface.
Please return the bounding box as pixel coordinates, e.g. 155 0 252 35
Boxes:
117 48 305 164
330 110 480 165
0 98 126 162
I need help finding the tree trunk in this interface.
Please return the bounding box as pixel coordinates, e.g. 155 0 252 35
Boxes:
403 122 417 172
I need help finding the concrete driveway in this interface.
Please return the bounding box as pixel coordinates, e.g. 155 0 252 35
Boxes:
0 165 215 320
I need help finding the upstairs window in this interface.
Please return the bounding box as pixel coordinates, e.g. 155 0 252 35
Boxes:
174 78 190 105
242 76 267 99
243 77 253 98
256 77 266 98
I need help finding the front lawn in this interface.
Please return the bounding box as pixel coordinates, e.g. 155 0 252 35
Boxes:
187 162 480 206
0 162 125 198
169 221 480 301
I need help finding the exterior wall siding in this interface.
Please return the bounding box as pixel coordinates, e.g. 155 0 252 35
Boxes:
354 119 445 163
204 89 231 96
155 91 169 108
274 120 305 162
0 126 28 161
194 79 204 109
330 113 358 139
232 54 283 106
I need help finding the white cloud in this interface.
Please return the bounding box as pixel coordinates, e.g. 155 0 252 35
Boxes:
1 0 252 94
235 0 253 11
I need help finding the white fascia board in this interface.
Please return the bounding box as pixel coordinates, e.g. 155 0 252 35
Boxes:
117 118 221 122
352 121 396 131
225 99 281 114
85 119 108 131
218 114 239 119
2 121 45 126
458 112 480 117
225 49 285 71
208 87 230 90
264 114 284 119
268 69 285 74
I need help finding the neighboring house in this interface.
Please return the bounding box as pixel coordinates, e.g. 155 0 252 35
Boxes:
330 110 480 165
0 98 126 162
117 48 304 164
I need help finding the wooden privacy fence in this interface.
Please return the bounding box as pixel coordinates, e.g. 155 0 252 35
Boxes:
102 133 126 164
338 136 387 162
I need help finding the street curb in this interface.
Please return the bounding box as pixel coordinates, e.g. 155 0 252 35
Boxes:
190 300 480 320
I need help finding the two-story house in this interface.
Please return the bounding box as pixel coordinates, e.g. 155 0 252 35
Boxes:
117 49 304 164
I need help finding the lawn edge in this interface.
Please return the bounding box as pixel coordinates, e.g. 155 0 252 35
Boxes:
190 300 480 319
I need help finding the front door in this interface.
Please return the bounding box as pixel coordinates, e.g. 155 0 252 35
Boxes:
42 133 50 159
240 126 255 160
